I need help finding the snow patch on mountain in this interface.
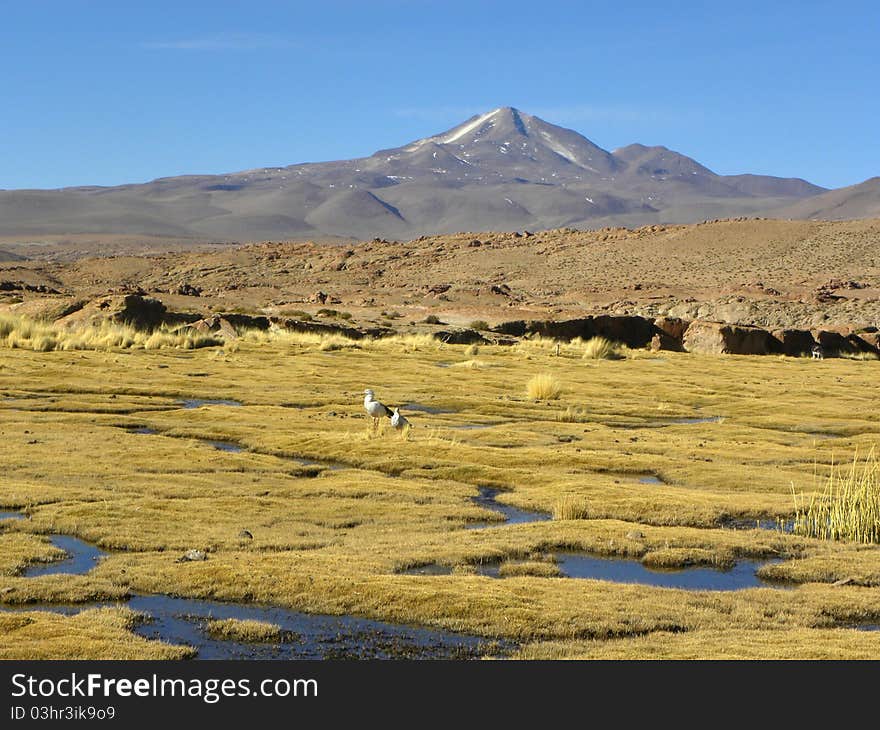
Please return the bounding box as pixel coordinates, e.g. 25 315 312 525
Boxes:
437 108 503 144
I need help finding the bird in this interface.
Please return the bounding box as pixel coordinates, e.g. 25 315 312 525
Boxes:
390 407 411 431
363 389 393 431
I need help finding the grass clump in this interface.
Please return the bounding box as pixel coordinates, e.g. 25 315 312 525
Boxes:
526 373 561 400
205 618 282 643
582 336 624 360
469 320 490 331
792 448 880 543
423 314 442 325
553 496 590 520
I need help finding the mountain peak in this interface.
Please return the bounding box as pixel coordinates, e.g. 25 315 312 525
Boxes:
420 106 528 146
399 106 618 176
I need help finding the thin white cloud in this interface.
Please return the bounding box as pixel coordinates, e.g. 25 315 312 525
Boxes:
141 33 294 51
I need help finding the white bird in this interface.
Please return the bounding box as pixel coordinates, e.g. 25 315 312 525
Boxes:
390 407 411 431
363 389 393 431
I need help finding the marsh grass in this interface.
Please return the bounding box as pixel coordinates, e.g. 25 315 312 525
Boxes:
205 618 282 643
0 313 221 352
526 373 561 400
554 497 591 520
792 448 880 543
498 560 561 578
516 628 880 660
4 340 880 659
640 547 733 570
0 607 194 660
241 328 442 354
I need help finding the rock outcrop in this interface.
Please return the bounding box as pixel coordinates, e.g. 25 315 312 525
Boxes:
272 318 393 340
683 321 778 355
771 329 817 356
513 315 658 348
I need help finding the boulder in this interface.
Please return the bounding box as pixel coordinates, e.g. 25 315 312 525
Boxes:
683 321 776 355
272 318 391 340
111 294 167 329
846 333 880 355
173 283 202 296
172 314 239 339
435 329 488 345
857 331 880 351
651 331 684 352
651 317 689 351
771 329 816 356
591 315 656 348
217 313 270 331
523 315 656 348
525 317 595 341
176 549 207 562
489 284 512 297
7 297 86 322
654 317 689 342
74 294 168 330
813 330 858 357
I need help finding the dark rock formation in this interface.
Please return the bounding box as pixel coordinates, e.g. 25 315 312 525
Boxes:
771 329 817 356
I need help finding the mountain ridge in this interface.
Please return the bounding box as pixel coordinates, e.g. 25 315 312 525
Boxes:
1 106 875 242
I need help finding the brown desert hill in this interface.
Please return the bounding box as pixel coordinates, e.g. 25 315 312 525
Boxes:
2 217 879 334
0 107 836 242
771 177 880 221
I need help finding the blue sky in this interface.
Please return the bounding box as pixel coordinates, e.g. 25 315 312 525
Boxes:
2 0 877 190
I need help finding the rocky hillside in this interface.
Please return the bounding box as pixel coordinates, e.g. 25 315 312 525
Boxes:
1 218 879 335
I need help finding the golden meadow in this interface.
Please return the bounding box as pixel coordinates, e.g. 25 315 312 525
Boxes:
2 315 880 659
